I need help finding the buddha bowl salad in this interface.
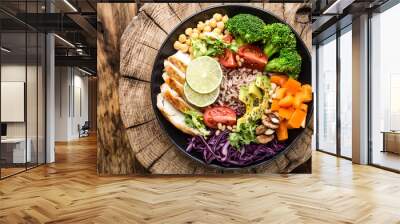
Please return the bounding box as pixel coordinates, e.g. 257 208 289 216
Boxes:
156 13 312 167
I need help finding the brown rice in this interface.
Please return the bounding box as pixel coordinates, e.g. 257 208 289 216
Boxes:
215 67 263 115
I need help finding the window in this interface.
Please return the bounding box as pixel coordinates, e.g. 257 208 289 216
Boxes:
339 26 352 158
317 35 337 154
370 3 400 171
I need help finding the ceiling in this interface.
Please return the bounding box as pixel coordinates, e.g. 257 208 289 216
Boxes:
312 0 391 43
0 0 97 75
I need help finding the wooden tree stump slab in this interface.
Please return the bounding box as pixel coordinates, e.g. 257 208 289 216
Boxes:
97 3 146 175
119 3 313 174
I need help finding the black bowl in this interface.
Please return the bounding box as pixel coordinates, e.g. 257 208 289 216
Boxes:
151 5 312 170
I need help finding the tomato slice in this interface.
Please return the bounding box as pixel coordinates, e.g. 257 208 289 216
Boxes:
204 106 237 128
223 34 233 43
219 49 238 69
237 44 268 70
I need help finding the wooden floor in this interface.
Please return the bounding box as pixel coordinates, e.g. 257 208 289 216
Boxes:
372 150 400 171
0 136 400 223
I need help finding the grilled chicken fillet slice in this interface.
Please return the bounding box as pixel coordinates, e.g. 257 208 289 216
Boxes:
160 83 195 114
156 93 200 136
167 51 191 72
162 73 184 97
164 60 185 84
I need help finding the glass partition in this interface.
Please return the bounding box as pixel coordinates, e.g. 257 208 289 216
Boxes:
1 31 28 177
0 1 46 179
317 35 337 154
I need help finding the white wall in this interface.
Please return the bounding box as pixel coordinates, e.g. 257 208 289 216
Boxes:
54 67 89 141
55 66 69 141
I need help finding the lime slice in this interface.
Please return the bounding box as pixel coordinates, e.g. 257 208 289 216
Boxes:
184 82 220 107
186 56 223 94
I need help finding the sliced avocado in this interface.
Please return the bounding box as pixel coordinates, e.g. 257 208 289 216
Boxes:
239 85 254 113
255 75 270 91
239 86 250 103
248 82 262 99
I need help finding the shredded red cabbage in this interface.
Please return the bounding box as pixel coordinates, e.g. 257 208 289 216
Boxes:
186 130 285 167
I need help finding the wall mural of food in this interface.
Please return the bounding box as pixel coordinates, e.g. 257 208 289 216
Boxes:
155 10 313 168
115 3 312 174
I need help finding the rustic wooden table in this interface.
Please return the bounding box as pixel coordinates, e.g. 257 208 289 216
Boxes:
119 3 313 174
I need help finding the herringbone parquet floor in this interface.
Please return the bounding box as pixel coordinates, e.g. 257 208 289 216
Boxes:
0 135 400 224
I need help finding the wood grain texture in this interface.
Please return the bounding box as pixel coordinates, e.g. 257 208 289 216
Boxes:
118 3 312 174
97 3 145 174
1 136 400 223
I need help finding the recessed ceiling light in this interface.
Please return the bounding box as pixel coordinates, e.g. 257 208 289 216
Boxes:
63 0 78 12
78 67 93 76
323 0 355 15
54 34 75 48
1 47 11 53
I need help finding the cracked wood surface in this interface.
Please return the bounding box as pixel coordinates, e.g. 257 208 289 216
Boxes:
118 3 312 174
97 3 147 175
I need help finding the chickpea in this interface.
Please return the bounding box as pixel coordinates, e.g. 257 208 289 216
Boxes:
173 41 181 50
210 18 217 28
203 25 212 32
222 15 229 23
191 32 199 39
180 44 189 53
185 28 193 36
199 33 205 39
197 22 205 31
185 39 191 45
213 28 222 34
216 21 224 30
213 13 223 21
178 34 187 43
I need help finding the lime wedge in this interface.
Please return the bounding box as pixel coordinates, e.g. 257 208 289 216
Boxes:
184 82 220 107
186 56 223 94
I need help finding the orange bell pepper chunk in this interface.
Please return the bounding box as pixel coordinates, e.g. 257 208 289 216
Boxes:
271 99 280 112
288 108 307 129
278 107 295 120
293 92 304 109
270 73 289 87
299 103 308 112
277 120 288 141
275 87 287 100
283 78 302 94
301 84 313 102
278 95 294 108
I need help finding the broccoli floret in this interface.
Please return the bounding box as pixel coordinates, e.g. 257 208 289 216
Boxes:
226 14 266 43
265 48 302 79
262 23 296 58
